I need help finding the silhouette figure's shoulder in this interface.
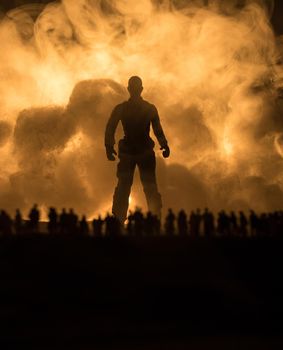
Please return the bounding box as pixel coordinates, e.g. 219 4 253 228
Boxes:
142 99 156 109
113 102 126 112
140 99 158 115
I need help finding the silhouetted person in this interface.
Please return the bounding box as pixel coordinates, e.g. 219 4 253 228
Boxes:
67 209 78 234
144 211 155 236
132 208 144 236
153 214 161 236
48 207 58 235
217 210 230 236
230 211 238 236
203 208 214 237
105 76 170 223
278 212 283 236
126 211 134 236
258 213 268 237
105 213 120 237
178 210 188 236
249 210 259 237
195 208 202 236
279 212 283 237
14 209 23 235
269 212 279 237
79 215 89 235
165 208 175 236
92 215 104 237
28 204 40 233
239 211 248 237
59 208 68 234
0 210 12 235
189 211 197 237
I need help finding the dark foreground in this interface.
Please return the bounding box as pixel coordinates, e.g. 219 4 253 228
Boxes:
0 235 283 349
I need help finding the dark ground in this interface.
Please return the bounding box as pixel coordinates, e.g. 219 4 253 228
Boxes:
0 235 283 349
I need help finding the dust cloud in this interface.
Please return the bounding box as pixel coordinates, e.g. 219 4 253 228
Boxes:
0 0 283 218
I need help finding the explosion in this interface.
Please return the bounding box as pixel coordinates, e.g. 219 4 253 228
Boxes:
0 0 283 218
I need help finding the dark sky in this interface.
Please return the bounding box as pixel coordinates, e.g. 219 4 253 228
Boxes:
0 0 283 34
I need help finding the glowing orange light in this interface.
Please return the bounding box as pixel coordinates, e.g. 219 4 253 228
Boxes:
222 138 234 157
0 0 279 214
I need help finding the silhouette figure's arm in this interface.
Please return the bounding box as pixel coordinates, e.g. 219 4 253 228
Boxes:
105 105 121 148
151 106 168 148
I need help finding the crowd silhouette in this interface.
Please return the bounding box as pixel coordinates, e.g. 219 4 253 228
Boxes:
0 206 283 238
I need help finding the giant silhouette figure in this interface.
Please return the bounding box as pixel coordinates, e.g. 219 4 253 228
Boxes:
105 76 170 223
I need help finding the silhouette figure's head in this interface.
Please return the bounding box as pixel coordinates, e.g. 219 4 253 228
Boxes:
128 76 143 98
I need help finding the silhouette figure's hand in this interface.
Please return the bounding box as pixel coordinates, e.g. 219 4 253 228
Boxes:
106 146 117 161
161 145 170 158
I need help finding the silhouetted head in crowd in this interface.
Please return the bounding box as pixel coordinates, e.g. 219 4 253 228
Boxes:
128 76 143 98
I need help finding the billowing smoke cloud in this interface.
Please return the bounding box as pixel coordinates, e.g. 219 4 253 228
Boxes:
0 0 283 218
0 121 12 147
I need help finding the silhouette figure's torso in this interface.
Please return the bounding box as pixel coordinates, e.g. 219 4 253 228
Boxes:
105 97 167 154
119 99 154 150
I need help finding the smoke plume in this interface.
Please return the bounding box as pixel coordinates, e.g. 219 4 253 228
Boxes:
1 0 283 218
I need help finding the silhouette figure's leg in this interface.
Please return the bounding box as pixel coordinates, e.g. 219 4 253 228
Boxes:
112 154 135 223
138 150 162 218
